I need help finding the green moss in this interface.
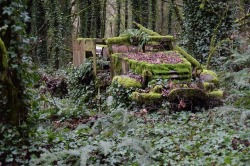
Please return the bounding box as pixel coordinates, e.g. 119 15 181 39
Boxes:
148 36 175 42
111 53 122 75
150 58 191 75
168 88 208 101
128 57 191 79
151 85 163 93
133 21 160 36
112 51 192 81
142 69 152 77
77 38 95 41
0 38 8 70
106 34 174 46
200 69 219 85
142 70 153 86
207 90 224 98
106 37 131 45
199 0 206 9
132 91 162 102
112 76 142 88
174 46 202 69
96 44 108 48
203 82 215 91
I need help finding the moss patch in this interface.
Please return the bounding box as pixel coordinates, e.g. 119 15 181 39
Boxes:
133 21 160 36
112 52 192 81
111 53 122 75
128 56 192 79
148 36 175 42
203 82 215 91
200 69 219 85
0 38 8 71
174 46 202 69
207 90 224 98
106 37 131 45
151 85 163 93
168 88 208 101
77 38 93 41
112 76 142 88
132 92 162 102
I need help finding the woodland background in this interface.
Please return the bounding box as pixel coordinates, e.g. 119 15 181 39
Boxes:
0 0 250 165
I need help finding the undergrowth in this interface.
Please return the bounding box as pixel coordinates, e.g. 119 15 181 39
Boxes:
1 45 250 166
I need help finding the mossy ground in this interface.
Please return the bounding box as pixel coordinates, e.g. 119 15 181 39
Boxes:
112 75 142 88
132 91 162 103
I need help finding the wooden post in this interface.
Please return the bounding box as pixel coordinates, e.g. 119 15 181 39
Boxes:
73 39 85 67
121 59 129 74
107 44 114 79
83 39 96 75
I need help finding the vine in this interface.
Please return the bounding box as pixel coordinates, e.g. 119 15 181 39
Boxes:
168 3 173 34
48 0 64 69
116 0 121 36
150 0 157 31
140 0 149 27
182 0 234 63
0 0 34 126
32 0 48 66
131 0 141 26
0 1 36 164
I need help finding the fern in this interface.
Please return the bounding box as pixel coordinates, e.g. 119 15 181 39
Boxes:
224 50 250 71
29 149 81 165
240 110 250 129
118 137 151 154
80 145 97 166
221 49 250 90
119 29 149 48
99 141 114 156
117 137 152 165
91 108 135 136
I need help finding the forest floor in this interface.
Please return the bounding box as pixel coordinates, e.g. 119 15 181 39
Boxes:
25 68 250 166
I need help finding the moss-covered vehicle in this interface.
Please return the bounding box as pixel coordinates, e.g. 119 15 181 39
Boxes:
76 22 223 110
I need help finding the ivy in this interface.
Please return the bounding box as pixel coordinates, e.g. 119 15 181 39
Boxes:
0 0 35 126
0 0 38 164
32 0 48 65
182 0 234 63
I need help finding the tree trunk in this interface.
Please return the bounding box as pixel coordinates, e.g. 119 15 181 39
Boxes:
33 0 48 65
101 0 107 37
116 0 121 36
131 0 140 26
168 3 173 34
125 0 129 29
150 0 157 31
0 1 29 126
141 0 149 27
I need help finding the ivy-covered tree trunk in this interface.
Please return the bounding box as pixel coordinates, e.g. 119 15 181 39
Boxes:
125 0 129 29
131 0 141 26
0 0 30 126
33 0 48 65
101 0 107 37
183 0 234 63
168 4 173 34
47 0 64 69
116 0 121 36
171 0 183 29
91 0 101 37
141 0 149 27
80 0 89 37
150 0 157 31
80 0 102 38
